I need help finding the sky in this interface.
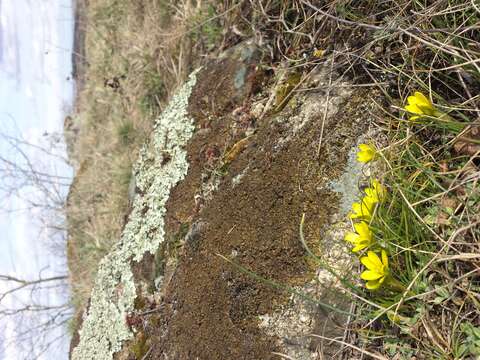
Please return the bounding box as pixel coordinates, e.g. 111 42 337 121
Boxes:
0 1 74 359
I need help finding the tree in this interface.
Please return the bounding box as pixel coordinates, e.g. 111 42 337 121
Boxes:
0 125 73 359
0 272 72 359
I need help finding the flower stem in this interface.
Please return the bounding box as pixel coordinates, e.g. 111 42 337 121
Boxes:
386 277 407 292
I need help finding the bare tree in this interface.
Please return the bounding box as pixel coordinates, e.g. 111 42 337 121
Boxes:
0 123 73 358
0 272 72 359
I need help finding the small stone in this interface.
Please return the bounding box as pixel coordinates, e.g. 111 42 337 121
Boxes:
251 103 264 118
299 314 309 323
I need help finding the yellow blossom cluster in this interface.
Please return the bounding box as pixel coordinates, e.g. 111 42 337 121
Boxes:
345 143 391 290
345 90 440 291
345 178 386 253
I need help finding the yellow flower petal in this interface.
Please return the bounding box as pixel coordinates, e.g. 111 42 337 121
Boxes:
357 152 372 163
350 197 376 220
354 222 371 238
364 181 386 205
413 91 432 109
406 95 419 105
366 279 381 290
350 202 371 220
344 232 359 243
360 255 375 270
356 143 376 164
367 251 383 269
418 104 435 116
364 189 379 204
361 270 383 280
405 102 422 115
363 194 378 206
381 250 389 269
352 243 368 252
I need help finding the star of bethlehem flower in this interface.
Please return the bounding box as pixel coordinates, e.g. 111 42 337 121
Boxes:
345 221 374 252
349 196 376 221
360 250 389 290
356 143 376 164
364 179 386 203
404 91 441 120
349 180 386 221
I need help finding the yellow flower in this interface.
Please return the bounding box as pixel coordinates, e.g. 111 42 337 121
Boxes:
356 143 376 163
350 180 386 221
364 179 386 203
313 49 324 58
404 91 436 120
345 221 374 252
349 196 376 221
360 250 389 290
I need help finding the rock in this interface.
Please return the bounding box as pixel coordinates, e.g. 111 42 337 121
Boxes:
71 39 382 360
146 59 380 359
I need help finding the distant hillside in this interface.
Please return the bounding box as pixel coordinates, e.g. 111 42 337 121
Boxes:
71 0 87 92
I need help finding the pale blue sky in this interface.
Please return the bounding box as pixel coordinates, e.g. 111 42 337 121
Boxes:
0 1 74 359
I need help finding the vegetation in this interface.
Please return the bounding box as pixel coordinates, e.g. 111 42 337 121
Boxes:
68 0 480 357
246 1 479 358
222 0 479 357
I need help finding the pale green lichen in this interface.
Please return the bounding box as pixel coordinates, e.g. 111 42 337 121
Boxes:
72 70 199 360
328 146 364 216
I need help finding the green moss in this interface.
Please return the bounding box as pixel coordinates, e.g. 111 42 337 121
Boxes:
130 332 149 359
274 73 301 112
117 121 136 146
134 295 147 311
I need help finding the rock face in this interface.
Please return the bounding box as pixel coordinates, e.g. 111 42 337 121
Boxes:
71 40 379 359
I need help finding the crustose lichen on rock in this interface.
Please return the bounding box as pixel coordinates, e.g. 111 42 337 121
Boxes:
71 70 199 360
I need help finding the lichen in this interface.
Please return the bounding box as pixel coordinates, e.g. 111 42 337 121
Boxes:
328 146 364 216
258 290 318 360
72 70 199 360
